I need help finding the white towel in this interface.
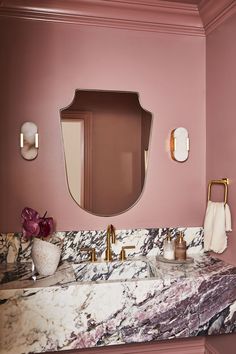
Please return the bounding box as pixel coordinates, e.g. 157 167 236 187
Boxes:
225 203 232 232
204 201 232 253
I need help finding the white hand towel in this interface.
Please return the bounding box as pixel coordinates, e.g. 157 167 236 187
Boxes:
204 201 232 253
225 203 232 232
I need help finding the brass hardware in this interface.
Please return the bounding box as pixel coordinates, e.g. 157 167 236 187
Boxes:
207 178 229 205
119 245 135 261
80 247 97 262
104 224 116 262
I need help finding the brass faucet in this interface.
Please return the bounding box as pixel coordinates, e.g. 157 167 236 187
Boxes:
80 248 97 262
104 224 116 262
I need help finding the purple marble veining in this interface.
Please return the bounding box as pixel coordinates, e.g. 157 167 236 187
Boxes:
0 255 236 354
1 226 235 354
0 227 204 264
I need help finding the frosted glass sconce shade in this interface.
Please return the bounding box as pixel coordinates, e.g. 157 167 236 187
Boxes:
20 122 39 160
170 127 189 162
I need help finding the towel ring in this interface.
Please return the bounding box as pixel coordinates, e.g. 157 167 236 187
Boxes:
207 178 229 205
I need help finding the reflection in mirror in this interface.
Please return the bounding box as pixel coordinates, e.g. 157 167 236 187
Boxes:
60 90 152 216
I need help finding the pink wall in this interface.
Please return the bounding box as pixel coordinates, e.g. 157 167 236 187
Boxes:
205 334 236 354
0 16 206 232
1 6 236 354
206 13 236 351
46 337 206 354
206 11 236 266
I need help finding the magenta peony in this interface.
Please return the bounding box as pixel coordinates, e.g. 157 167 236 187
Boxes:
21 207 54 239
39 216 54 237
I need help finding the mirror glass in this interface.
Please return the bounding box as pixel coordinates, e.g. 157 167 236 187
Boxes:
60 90 152 216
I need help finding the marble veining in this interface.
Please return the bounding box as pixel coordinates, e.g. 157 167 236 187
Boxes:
0 227 204 264
72 258 156 282
0 262 76 290
0 255 236 354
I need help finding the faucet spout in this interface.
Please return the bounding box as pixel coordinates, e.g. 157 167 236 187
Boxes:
104 224 116 262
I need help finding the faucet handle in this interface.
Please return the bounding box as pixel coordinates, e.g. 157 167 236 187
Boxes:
119 245 135 261
80 248 97 262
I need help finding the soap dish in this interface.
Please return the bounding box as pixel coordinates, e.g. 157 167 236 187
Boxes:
157 256 194 264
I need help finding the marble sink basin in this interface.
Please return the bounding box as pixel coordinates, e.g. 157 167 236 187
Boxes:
72 259 156 282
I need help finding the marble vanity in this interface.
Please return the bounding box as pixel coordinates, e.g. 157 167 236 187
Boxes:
0 228 236 354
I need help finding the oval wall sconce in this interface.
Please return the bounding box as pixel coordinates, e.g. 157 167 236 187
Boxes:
20 122 39 160
170 127 189 162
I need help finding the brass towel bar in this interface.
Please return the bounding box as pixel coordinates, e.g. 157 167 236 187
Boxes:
207 178 229 205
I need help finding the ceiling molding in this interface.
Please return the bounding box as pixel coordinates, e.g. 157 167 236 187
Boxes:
1 0 235 36
199 0 236 35
0 0 205 36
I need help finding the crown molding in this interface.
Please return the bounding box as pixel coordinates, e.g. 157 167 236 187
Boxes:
199 0 236 35
2 0 235 36
0 0 205 36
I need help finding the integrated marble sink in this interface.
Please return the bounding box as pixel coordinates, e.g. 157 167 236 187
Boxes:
72 258 156 282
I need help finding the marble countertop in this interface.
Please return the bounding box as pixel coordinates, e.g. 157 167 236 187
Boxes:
0 254 235 290
1 254 236 354
0 261 76 290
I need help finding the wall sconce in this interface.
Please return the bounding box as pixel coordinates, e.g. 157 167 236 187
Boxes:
20 122 39 160
170 127 189 162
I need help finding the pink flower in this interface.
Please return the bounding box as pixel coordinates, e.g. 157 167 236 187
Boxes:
21 207 54 239
22 219 40 238
39 216 54 237
21 207 40 223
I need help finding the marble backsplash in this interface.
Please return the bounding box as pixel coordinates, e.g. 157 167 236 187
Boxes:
0 227 204 264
